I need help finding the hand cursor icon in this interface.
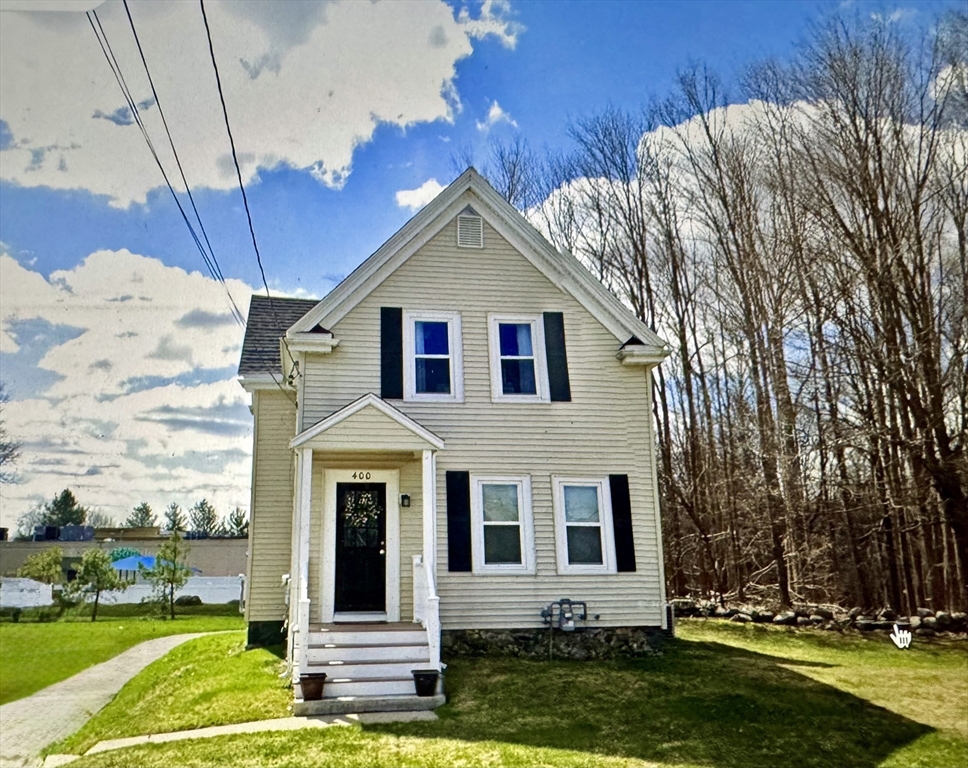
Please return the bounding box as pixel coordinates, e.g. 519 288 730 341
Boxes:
890 623 912 649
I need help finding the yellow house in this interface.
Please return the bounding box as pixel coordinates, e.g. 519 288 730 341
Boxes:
238 169 670 714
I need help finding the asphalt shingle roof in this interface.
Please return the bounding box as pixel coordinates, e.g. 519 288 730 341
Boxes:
238 295 320 375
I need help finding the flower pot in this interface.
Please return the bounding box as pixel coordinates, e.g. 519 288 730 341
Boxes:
298 673 327 701
412 669 439 697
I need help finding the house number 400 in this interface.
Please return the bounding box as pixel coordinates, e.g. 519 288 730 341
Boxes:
352 472 371 480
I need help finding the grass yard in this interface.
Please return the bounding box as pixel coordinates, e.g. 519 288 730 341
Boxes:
50 632 290 755
65 620 966 768
0 610 244 705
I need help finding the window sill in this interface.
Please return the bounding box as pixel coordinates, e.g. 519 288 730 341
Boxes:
404 395 464 403
471 567 537 576
556 566 617 576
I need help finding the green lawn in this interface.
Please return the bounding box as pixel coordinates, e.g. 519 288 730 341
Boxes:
0 611 244 705
62 620 966 768
51 632 290 755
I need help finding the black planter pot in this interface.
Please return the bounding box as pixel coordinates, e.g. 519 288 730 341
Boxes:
299 673 327 701
412 669 439 697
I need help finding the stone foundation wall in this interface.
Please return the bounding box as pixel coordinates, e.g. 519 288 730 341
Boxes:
670 598 968 638
441 626 666 660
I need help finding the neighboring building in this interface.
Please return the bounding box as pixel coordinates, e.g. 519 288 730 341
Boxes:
239 169 670 710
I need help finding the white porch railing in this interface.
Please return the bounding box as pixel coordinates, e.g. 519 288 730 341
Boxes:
412 554 441 671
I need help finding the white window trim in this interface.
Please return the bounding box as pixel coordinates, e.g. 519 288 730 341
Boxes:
552 477 617 575
470 475 536 575
486 314 549 403
403 310 464 402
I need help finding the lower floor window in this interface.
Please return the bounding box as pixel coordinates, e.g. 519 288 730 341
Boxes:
470 476 535 574
552 477 616 574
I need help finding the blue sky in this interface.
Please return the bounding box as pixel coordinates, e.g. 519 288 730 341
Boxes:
0 0 956 529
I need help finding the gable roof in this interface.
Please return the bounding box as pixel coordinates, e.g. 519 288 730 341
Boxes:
238 295 319 375
290 393 445 450
288 168 670 354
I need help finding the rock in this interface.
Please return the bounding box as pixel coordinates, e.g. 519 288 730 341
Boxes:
670 599 698 617
908 616 922 630
796 617 813 627
872 620 895 631
813 608 835 621
879 608 896 621
915 627 936 637
713 606 731 618
823 621 841 632
949 612 967 632
856 620 876 632
916 607 934 618
773 612 797 626
752 611 775 623
730 613 752 623
922 616 938 630
935 611 951 628
848 607 863 619
808 615 825 624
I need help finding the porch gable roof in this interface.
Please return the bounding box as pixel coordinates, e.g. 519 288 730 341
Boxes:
289 393 445 451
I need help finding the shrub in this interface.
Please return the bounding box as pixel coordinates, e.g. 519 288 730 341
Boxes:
174 594 202 606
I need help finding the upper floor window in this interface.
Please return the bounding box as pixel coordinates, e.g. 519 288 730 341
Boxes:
403 310 464 402
552 477 617 574
487 315 549 402
470 475 535 574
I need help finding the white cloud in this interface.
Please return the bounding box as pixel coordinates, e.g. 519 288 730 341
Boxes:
458 0 523 49
0 250 262 530
476 100 518 133
0 0 521 206
395 178 445 211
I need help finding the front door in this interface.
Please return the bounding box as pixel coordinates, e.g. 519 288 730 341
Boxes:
334 482 387 613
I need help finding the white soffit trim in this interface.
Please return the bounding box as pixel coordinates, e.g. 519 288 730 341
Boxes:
289 392 446 450
286 332 339 354
616 346 668 366
286 169 670 355
238 373 293 393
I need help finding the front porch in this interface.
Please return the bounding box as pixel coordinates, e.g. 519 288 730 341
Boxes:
285 395 445 710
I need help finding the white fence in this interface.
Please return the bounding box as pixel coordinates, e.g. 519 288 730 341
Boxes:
0 578 53 608
0 576 243 608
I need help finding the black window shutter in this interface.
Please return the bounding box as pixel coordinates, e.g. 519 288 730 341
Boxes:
446 471 472 571
380 307 403 399
543 312 571 402
609 474 636 572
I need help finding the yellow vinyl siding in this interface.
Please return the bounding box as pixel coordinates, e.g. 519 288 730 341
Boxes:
247 389 296 622
299 208 664 629
301 404 435 452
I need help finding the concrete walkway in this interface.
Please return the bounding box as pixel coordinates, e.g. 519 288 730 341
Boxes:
0 633 212 768
49 710 435 763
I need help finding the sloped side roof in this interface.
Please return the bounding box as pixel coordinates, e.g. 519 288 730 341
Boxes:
238 295 319 375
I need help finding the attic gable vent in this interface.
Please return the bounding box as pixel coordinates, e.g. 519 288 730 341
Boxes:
457 213 483 248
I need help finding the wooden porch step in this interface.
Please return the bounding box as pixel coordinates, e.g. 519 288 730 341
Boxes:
323 677 417 697
305 659 428 679
305 643 429 663
310 622 420 632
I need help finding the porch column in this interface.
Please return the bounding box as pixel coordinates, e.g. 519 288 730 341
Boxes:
421 449 438 585
295 447 313 675
421 448 441 671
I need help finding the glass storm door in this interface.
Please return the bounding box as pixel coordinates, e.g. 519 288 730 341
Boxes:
334 482 387 613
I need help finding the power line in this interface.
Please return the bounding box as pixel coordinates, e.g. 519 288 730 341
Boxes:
198 0 273 306
121 0 244 326
85 9 245 328
198 0 301 392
